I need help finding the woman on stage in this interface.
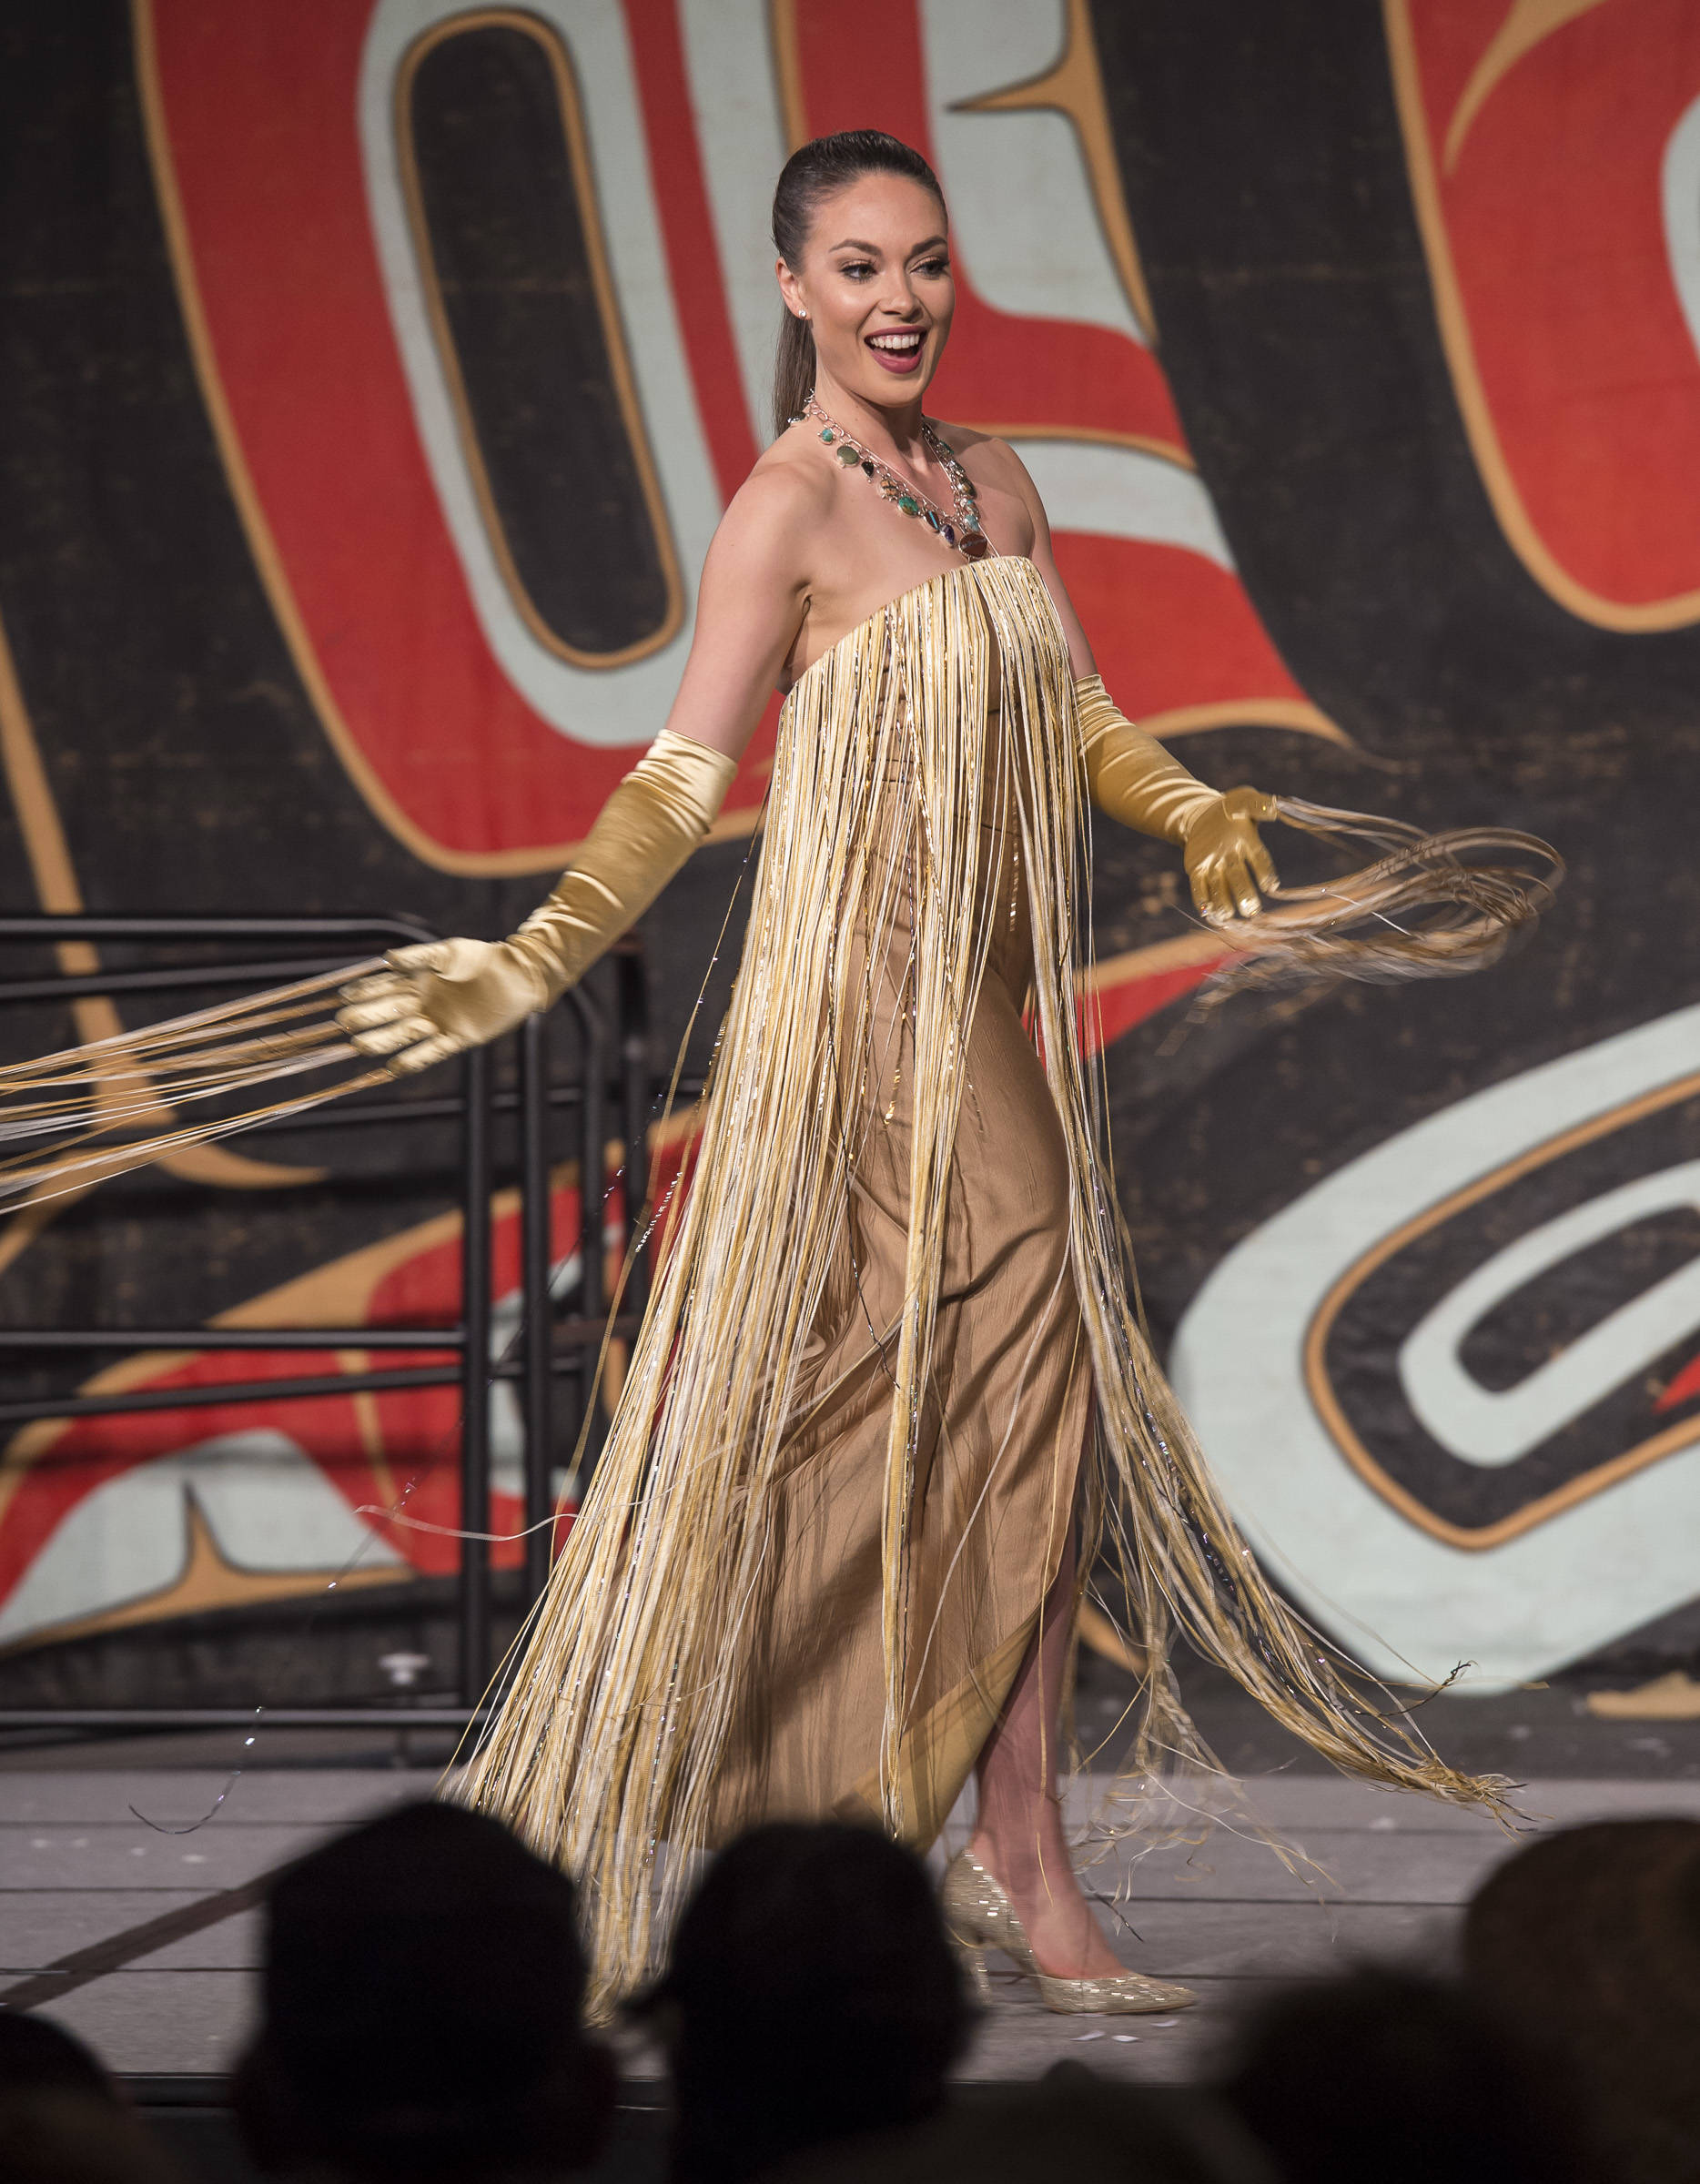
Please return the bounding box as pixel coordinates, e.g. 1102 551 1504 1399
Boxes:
339 130 1504 2019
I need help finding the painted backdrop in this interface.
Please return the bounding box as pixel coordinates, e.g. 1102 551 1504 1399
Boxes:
0 0 1697 1703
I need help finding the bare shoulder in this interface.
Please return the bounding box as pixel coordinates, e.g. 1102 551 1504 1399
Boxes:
930 424 1042 553
703 427 831 592
934 424 1031 495
744 420 836 517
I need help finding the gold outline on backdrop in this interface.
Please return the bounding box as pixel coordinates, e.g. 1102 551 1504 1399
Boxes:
130 0 686 877
3 1493 409 1656
768 0 807 154
1303 1067 1700 1551
0 1160 486 1513
1383 0 1700 632
977 420 1194 470
1442 0 1614 174
766 0 1348 750
1136 698 1348 745
0 1166 576 1647
951 0 1158 345
395 10 684 672
0 606 318 1290
1078 928 1229 1001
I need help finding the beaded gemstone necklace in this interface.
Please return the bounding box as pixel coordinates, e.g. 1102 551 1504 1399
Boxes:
794 392 989 559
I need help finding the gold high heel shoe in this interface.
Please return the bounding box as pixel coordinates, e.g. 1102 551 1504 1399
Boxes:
941 1846 1198 2016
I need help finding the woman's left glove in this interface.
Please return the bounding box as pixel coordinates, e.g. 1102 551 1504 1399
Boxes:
1074 673 1278 923
1178 785 1280 925
338 729 737 1073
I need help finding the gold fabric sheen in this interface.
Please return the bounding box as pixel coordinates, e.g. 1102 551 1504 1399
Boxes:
1074 671 1221 843
512 729 738 1005
1074 672 1279 921
457 556 1509 2020
336 730 736 1069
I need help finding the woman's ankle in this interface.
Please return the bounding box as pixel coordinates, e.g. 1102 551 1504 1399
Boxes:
967 1825 1074 1898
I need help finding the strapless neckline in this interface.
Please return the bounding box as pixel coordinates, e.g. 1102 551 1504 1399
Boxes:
784 554 1039 704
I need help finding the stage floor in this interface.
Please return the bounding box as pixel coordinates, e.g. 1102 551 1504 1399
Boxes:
5 1755 1700 2092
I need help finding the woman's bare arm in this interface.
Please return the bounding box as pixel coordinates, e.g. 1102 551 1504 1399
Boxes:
655 462 825 760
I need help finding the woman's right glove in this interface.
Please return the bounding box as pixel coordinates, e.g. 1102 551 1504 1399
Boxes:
1074 673 1278 923
337 729 737 1073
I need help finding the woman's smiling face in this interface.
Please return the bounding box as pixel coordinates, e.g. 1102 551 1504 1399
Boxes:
777 171 954 411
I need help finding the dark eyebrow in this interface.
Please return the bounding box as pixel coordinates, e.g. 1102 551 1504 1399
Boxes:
827 233 949 256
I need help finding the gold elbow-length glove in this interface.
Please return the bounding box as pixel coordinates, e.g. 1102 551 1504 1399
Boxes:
1074 673 1278 922
338 729 738 1073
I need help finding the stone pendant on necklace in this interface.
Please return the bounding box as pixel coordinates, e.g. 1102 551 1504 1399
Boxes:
802 393 987 561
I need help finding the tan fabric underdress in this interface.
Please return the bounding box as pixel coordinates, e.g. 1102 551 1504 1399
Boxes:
709 726 1090 1844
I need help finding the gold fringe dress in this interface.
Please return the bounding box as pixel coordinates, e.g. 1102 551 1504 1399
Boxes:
459 554 1500 2014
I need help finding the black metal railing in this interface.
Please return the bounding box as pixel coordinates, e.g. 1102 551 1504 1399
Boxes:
0 915 663 1735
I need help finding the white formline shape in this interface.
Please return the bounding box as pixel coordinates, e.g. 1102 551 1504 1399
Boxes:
0 1432 406 1647
921 0 1149 346
359 0 724 747
1663 93 1700 372
1170 1004 1700 1690
677 0 791 452
1010 439 1235 569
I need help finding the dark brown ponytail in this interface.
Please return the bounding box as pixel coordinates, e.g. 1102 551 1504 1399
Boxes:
773 308 816 441
770 130 944 440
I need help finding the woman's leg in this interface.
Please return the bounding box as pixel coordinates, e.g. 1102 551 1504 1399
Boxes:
968 1530 1124 1978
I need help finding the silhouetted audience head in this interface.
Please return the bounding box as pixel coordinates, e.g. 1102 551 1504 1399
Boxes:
1465 1816 1700 2184
0 2015 184 2184
1220 1967 1592 2184
234 1800 613 2182
774 2063 1272 2184
642 1821 971 2184
0 2017 113 2104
